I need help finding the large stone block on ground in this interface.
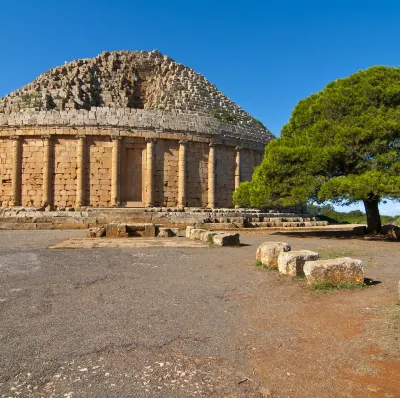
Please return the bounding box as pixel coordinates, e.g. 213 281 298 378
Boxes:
200 231 219 243
304 257 364 286
278 250 320 277
212 233 240 247
190 228 208 240
256 242 291 268
186 226 194 238
87 226 106 238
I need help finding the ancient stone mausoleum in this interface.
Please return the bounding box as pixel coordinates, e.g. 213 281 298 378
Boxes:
0 50 274 209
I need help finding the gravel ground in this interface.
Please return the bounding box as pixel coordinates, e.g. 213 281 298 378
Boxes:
0 230 399 397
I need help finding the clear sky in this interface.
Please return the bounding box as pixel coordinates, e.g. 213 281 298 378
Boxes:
1 0 399 215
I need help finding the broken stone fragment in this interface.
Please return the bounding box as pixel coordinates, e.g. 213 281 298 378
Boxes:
278 250 320 277
157 227 174 237
256 242 291 268
87 226 106 238
304 257 364 286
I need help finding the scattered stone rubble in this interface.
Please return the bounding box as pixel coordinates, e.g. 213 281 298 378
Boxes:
256 241 364 287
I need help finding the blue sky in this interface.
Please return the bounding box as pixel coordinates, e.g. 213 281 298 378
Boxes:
1 0 399 215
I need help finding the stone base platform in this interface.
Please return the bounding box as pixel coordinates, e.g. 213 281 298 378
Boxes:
0 207 328 231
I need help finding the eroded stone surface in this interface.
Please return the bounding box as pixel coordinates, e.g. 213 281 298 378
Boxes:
212 233 240 247
256 242 291 268
87 227 106 238
278 250 320 277
304 257 364 286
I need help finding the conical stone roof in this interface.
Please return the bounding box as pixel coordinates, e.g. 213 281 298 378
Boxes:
0 50 274 145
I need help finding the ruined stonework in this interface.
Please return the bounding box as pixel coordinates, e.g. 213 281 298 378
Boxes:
0 50 274 209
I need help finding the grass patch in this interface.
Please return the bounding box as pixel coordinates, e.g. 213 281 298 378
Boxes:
255 260 278 270
309 281 364 291
318 248 360 260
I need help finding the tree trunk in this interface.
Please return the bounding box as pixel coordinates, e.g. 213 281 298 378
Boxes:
363 199 382 234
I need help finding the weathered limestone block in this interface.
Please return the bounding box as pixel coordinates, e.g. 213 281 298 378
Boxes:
201 231 219 243
381 224 400 240
304 257 364 286
145 224 156 237
212 232 240 247
87 226 106 238
278 250 320 277
106 222 128 237
190 228 208 240
256 242 291 268
186 226 194 238
353 226 367 235
157 227 174 237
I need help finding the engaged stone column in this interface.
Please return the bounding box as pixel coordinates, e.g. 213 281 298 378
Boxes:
208 143 216 209
42 135 52 207
145 138 155 207
111 136 122 206
10 136 22 207
234 146 241 190
76 135 86 208
178 140 187 208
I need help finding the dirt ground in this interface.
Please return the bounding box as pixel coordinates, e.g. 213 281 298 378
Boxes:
0 229 399 397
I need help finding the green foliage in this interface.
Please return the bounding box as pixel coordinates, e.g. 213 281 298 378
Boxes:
211 108 237 124
45 93 57 110
237 66 400 230
20 92 42 109
232 181 252 207
307 204 398 225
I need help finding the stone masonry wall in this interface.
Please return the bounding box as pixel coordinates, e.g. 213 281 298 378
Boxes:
53 137 77 207
186 142 209 207
154 140 179 207
0 139 13 206
86 137 112 207
215 146 235 208
241 148 256 182
21 139 44 206
0 128 263 209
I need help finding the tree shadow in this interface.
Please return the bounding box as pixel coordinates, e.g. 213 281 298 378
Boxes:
364 277 382 286
271 230 398 242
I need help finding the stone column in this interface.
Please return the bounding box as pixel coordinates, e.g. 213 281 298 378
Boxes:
178 140 187 208
76 135 86 208
10 136 22 207
42 135 52 207
234 146 241 190
145 138 155 207
111 136 122 206
207 143 216 209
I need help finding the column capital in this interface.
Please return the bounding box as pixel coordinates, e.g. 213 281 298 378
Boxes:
9 135 22 141
235 146 242 151
111 135 122 141
145 137 157 144
76 134 86 140
41 134 52 140
179 139 188 146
